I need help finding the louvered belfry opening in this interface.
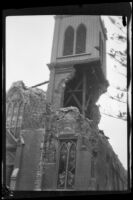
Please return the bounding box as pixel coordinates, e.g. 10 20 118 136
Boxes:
63 64 99 119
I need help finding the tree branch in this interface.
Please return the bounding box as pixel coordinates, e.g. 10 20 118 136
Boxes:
111 85 127 93
108 17 126 34
107 52 126 67
105 93 127 104
101 112 127 121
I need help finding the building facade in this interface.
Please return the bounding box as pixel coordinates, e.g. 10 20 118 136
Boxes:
6 15 127 191
6 81 47 190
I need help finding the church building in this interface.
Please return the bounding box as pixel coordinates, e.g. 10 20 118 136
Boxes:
6 15 127 191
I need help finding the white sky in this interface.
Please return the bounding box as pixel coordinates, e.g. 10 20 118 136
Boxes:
6 15 127 169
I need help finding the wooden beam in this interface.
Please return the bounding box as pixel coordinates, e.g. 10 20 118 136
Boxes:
72 94 82 111
64 74 83 109
30 81 49 88
75 79 82 90
66 89 82 93
85 95 91 111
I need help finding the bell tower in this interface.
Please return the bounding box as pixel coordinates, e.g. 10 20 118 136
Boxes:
46 15 109 121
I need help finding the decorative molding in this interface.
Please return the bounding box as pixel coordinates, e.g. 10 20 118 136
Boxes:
47 57 100 71
57 53 91 59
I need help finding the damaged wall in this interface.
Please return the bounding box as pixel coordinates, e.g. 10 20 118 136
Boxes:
5 13 127 191
6 81 48 189
41 106 127 191
6 81 127 191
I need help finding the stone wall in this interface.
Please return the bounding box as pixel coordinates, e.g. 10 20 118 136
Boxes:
6 81 48 188
41 106 127 190
6 81 127 191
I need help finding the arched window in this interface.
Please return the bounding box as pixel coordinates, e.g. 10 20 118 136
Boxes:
63 26 74 56
76 24 86 54
57 140 77 189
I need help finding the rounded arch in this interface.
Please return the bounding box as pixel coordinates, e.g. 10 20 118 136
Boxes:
63 26 74 56
76 23 87 54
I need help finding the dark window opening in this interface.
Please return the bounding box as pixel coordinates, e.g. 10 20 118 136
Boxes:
76 24 86 54
63 26 74 56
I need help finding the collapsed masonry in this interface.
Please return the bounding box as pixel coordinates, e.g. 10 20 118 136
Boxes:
6 81 127 191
